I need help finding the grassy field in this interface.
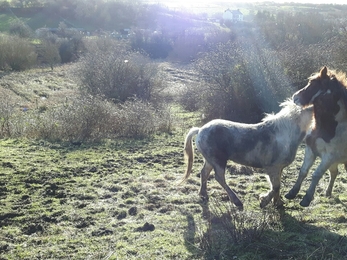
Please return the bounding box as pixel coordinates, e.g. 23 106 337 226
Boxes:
1 63 347 259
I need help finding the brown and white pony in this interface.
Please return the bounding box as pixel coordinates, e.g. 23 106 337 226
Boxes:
286 66 347 207
182 100 313 210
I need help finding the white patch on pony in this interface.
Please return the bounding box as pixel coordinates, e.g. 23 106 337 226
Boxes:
309 90 324 104
334 100 347 122
263 100 313 136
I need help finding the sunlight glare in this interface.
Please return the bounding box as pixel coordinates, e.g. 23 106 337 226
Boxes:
155 0 345 7
159 0 217 8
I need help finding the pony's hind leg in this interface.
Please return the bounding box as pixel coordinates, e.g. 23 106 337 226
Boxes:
285 145 316 200
214 164 243 210
326 164 339 197
199 160 213 201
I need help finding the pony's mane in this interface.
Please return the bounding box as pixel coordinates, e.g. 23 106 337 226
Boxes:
309 68 347 89
262 99 303 130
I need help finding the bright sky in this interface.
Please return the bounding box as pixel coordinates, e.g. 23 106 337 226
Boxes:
155 0 346 7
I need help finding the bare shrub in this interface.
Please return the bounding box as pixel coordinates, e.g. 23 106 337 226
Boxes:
131 29 173 59
195 41 264 123
276 43 333 90
204 29 235 49
0 89 17 137
168 29 206 63
178 82 202 112
199 199 278 259
156 106 175 133
50 95 113 142
192 38 305 122
9 20 33 38
38 40 61 70
18 95 113 142
78 38 168 106
0 35 37 71
6 95 173 141
111 98 172 138
332 29 347 69
318 39 347 74
77 50 159 103
212 200 270 243
83 37 129 54
59 36 85 63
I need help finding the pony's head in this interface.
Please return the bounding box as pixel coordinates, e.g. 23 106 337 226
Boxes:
292 66 347 108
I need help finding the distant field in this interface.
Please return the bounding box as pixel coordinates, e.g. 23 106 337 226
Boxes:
0 2 344 33
0 8 80 32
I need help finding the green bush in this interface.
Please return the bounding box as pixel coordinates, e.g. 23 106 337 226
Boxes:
0 34 37 71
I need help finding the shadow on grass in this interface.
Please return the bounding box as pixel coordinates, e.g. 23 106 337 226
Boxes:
182 200 347 260
179 201 211 258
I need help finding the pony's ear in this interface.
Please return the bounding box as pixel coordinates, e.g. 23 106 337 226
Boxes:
320 66 328 78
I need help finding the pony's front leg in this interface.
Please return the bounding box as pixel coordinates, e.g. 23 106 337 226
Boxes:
326 164 338 197
214 165 243 210
285 145 316 200
260 167 283 208
300 160 331 207
199 161 213 201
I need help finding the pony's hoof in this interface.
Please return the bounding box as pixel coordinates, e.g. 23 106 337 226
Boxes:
234 201 244 211
260 199 269 209
275 201 285 209
285 190 297 200
300 195 312 207
199 194 209 202
325 190 332 197
274 199 285 208
259 194 271 208
276 204 285 210
260 201 267 208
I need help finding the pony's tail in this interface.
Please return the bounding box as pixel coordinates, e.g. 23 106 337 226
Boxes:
181 127 200 184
